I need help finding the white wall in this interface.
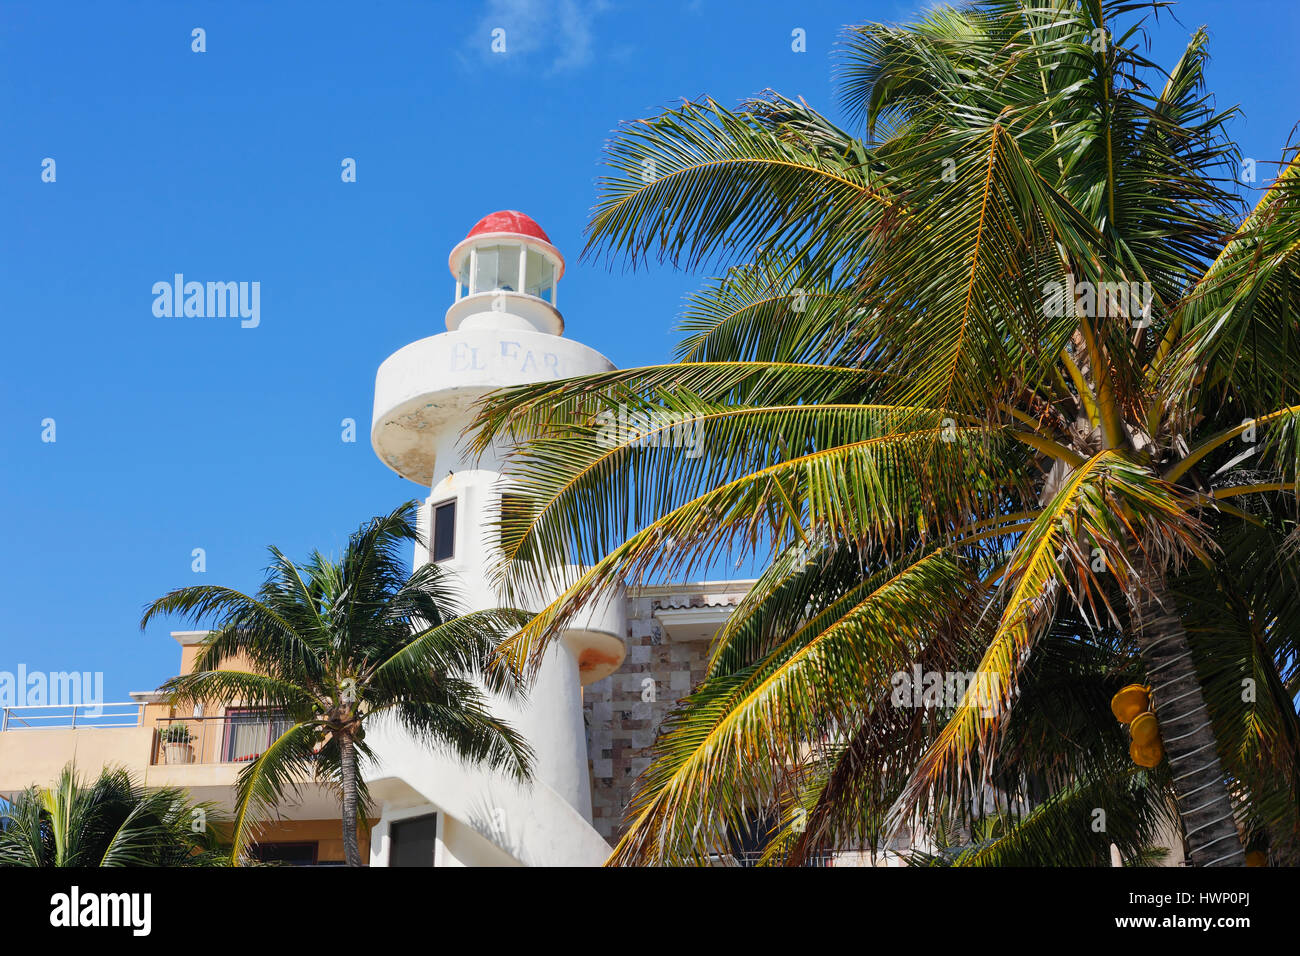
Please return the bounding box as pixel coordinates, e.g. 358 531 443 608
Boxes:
367 273 624 866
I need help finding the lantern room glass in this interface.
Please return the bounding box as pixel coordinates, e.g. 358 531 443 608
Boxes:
472 244 521 294
458 243 558 304
525 248 556 303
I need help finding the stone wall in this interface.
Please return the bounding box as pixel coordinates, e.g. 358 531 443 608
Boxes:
583 582 749 843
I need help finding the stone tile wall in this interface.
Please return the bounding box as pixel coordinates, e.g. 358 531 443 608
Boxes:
584 585 740 842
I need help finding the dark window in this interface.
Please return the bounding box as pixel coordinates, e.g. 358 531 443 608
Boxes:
431 500 456 562
253 842 317 866
499 493 526 550
389 813 438 867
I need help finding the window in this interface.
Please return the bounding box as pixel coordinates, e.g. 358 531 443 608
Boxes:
498 493 527 551
223 707 291 763
253 842 318 866
389 813 438 867
472 244 521 294
525 248 555 302
431 500 456 562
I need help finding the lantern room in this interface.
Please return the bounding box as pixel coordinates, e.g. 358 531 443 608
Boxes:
445 210 565 335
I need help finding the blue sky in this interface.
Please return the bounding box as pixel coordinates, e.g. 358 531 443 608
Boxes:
2 0 1298 702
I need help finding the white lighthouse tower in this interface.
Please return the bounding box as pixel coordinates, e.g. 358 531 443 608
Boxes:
365 211 627 866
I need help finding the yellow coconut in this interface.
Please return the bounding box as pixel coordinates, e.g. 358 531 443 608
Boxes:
1130 711 1161 746
1130 739 1164 767
1110 684 1150 724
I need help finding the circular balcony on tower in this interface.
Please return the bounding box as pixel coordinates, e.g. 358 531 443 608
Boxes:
371 210 615 486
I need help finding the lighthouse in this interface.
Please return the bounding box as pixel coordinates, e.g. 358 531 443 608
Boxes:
365 212 627 866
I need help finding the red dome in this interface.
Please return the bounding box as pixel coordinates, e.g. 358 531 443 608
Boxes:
465 210 551 243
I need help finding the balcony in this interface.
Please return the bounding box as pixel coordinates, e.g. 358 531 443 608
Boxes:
0 702 154 796
0 705 294 768
0 694 345 846
151 712 292 767
1 701 142 732
0 703 301 801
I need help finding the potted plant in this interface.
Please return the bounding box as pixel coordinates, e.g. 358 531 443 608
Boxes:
158 724 194 765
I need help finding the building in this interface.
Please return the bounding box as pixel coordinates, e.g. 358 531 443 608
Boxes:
0 211 760 867
0 633 375 865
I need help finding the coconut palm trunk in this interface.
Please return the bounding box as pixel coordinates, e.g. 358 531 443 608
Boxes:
1133 570 1244 866
339 732 362 866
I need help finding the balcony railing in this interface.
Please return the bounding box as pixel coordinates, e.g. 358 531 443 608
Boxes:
0 702 141 731
152 713 292 766
711 850 838 868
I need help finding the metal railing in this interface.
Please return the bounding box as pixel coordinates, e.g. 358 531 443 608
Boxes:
0 702 141 731
151 713 291 766
711 850 838 868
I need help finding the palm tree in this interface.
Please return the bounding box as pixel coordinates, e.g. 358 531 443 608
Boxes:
467 0 1300 866
140 501 533 866
0 763 226 866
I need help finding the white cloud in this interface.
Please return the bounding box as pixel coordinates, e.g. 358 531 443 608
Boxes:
470 0 611 75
